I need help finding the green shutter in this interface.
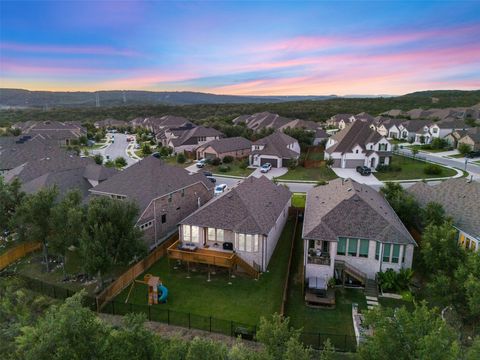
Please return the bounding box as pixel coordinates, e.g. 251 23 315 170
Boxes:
383 243 391 262
359 239 369 258
348 238 358 256
337 238 346 255
392 244 400 263
375 242 380 260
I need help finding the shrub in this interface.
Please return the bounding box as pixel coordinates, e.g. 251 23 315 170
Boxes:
210 157 221 166
177 153 186 164
141 143 152 155
239 159 249 170
315 180 327 186
218 165 230 173
104 160 115 168
222 155 234 164
93 154 103 165
424 163 442 175
376 164 402 172
285 158 298 170
430 137 448 150
325 157 334 167
114 157 127 168
377 268 414 292
458 143 472 155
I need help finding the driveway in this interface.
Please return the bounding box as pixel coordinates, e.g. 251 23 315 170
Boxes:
332 168 383 186
250 167 288 179
91 133 138 167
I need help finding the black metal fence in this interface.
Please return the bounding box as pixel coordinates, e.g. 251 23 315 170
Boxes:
16 274 358 352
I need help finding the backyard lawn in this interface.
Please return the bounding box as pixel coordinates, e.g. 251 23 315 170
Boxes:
277 165 338 182
375 155 457 181
291 193 306 208
284 219 367 352
114 219 295 325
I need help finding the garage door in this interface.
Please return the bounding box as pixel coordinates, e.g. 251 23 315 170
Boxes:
333 159 341 168
204 152 216 159
344 159 365 168
260 157 278 167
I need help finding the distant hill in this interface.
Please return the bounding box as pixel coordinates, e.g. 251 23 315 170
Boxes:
0 88 336 108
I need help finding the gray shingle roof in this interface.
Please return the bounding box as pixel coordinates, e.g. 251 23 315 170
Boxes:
170 126 223 147
196 137 252 154
401 120 432 132
251 131 300 158
90 156 213 213
326 121 383 154
303 178 415 245
180 176 291 235
407 178 480 237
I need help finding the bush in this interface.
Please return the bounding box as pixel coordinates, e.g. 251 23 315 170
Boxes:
177 153 186 164
218 165 230 173
104 160 115 168
239 158 249 170
430 137 448 150
141 143 152 155
210 157 221 166
458 143 472 155
376 164 402 172
93 154 103 165
285 158 298 170
424 163 442 175
114 157 127 168
377 268 413 292
222 155 234 164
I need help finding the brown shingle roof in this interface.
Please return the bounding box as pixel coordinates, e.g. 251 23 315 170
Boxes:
326 121 383 154
180 176 291 235
196 137 252 154
251 131 300 158
303 178 415 245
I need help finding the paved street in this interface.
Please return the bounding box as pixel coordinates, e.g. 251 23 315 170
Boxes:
91 133 138 166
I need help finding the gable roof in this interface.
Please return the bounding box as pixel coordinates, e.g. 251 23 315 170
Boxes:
170 126 223 147
434 117 471 129
326 121 384 154
252 131 300 158
462 127 480 143
90 156 213 213
180 176 291 235
12 121 86 139
303 178 415 245
407 178 480 237
197 136 252 154
400 120 432 132
232 112 291 131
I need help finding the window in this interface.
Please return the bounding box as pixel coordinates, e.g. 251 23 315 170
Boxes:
168 194 172 203
337 237 346 255
191 226 199 243
217 229 224 242
161 214 166 224
181 189 185 197
359 239 369 258
375 242 380 260
183 225 191 241
237 234 258 252
208 228 216 241
355 149 359 153
238 234 245 251
139 221 153 230
348 238 358 256
246 234 253 252
208 228 224 243
392 244 400 263
383 243 391 262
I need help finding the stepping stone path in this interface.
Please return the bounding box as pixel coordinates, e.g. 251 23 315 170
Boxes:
364 279 380 310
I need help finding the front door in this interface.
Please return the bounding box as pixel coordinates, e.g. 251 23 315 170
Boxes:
322 241 329 254
370 157 376 168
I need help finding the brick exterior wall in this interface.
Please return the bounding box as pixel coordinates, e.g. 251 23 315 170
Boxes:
139 182 213 249
197 145 251 160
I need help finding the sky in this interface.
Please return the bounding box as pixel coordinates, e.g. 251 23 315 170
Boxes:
1 0 479 96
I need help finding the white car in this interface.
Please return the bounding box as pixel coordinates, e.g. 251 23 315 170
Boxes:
214 184 227 195
196 159 207 168
260 163 272 173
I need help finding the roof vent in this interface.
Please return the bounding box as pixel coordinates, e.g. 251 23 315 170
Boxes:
347 188 352 192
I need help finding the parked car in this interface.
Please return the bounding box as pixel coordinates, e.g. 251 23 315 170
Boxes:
214 184 227 195
206 176 216 184
260 163 272 173
466 150 480 158
152 152 161 158
134 143 141 149
203 171 213 177
196 159 207 168
356 166 372 176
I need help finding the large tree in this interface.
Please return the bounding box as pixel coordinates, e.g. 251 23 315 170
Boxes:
0 177 24 231
359 302 460 360
380 182 421 229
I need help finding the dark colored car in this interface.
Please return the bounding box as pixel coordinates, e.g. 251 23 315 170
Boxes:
466 150 480 159
203 171 213 177
356 166 372 176
152 152 161 158
206 176 216 183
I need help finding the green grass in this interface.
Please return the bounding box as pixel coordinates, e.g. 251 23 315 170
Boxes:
306 150 325 161
204 161 254 177
291 193 306 208
161 156 193 168
375 155 457 181
284 222 366 352
407 144 451 153
277 166 338 182
115 219 295 325
378 296 414 311
449 153 465 158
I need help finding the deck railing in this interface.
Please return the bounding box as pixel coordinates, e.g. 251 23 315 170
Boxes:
167 240 236 268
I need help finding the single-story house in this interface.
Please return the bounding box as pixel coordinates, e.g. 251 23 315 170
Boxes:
90 156 214 249
407 178 479 252
429 118 472 141
178 176 291 272
313 128 328 146
324 121 392 169
196 136 252 160
303 178 416 289
250 131 301 168
457 127 480 151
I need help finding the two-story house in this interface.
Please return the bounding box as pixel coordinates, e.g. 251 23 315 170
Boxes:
90 156 214 249
167 126 224 153
249 131 301 168
303 178 416 295
324 121 391 169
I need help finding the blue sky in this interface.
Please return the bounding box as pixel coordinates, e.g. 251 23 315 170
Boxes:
1 0 479 95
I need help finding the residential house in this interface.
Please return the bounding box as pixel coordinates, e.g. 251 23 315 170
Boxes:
302 178 416 291
407 178 479 251
94 118 128 129
324 121 392 169
445 129 469 148
196 136 252 160
90 156 214 249
429 118 473 141
326 114 356 129
11 120 87 146
130 115 193 133
397 120 432 143
381 109 404 117
458 127 480 151
178 176 291 272
313 128 328 145
375 118 408 139
166 126 224 153
233 112 321 135
250 131 301 168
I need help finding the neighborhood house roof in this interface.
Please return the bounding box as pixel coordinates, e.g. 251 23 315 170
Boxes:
251 131 300 159
90 156 214 213
170 126 223 147
197 136 252 154
325 121 383 154
180 176 291 235
407 178 480 238
303 178 415 245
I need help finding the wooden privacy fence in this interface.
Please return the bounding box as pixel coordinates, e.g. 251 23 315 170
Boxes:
280 211 299 316
96 234 178 311
0 241 41 271
303 146 326 169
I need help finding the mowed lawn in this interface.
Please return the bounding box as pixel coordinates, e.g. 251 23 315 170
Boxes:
115 219 295 325
278 166 338 182
204 161 254 177
284 221 367 352
291 193 306 208
375 155 457 181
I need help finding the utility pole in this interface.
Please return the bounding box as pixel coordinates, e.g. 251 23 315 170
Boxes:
95 93 100 107
123 91 126 104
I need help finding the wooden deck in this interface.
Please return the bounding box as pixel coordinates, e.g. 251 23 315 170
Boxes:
305 288 336 308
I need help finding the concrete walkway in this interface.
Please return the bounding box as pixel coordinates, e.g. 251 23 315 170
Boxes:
332 168 383 186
